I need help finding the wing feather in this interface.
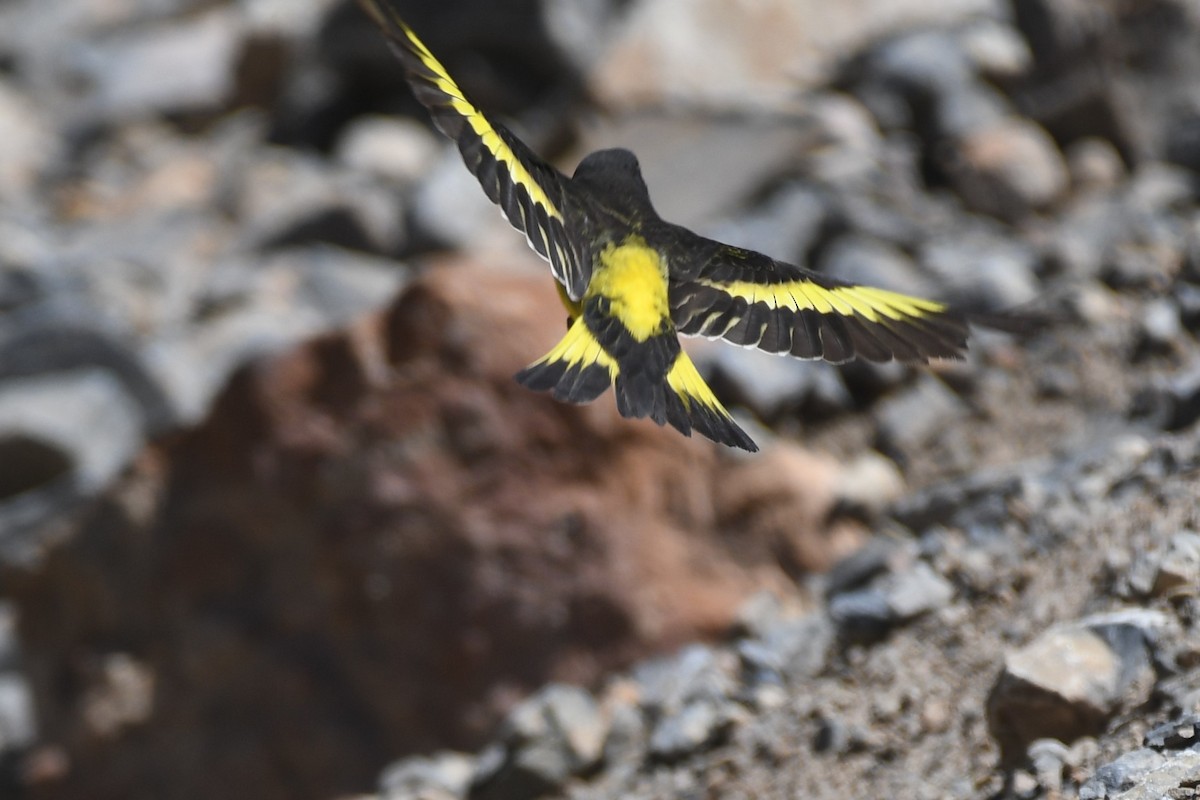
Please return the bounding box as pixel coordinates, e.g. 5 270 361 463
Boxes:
670 241 971 364
359 0 590 298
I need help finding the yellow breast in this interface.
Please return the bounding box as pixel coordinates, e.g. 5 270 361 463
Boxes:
587 237 670 341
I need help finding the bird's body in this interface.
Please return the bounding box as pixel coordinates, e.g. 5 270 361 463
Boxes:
359 1 1006 452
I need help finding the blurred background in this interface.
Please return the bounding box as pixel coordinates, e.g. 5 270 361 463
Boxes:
0 0 1199 798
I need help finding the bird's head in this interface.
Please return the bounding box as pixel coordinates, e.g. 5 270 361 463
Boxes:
572 148 656 213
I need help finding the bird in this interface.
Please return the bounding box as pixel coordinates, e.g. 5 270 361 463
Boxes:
358 0 1019 453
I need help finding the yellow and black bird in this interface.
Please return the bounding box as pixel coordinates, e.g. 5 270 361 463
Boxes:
360 1 1008 453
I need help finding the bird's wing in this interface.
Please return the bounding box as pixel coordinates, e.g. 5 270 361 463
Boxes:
669 242 970 364
359 0 590 298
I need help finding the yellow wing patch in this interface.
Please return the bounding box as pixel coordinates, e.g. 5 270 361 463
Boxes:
698 279 947 322
587 238 670 341
359 0 589 297
370 9 562 218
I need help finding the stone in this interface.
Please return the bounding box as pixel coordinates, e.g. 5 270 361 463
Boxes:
833 451 907 516
1080 748 1168 800
1144 713 1200 751
875 374 968 453
73 9 244 119
987 625 1155 762
474 684 607 799
701 184 828 266
1153 531 1200 596
648 699 730 762
701 344 827 420
918 231 1041 309
884 562 956 621
1066 138 1127 193
959 19 1033 80
943 117 1069 220
1137 298 1183 356
335 115 442 185
828 589 894 641
0 369 143 495
1129 358 1200 432
0 81 53 203
379 751 474 800
758 613 835 683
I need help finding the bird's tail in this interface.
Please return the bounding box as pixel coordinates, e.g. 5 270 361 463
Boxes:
663 348 759 452
517 319 758 452
516 316 616 405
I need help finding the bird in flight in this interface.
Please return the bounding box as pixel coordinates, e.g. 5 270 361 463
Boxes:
359 1 1015 453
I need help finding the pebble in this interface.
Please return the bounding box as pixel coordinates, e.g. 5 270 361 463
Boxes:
1153 531 1200 596
648 699 730 761
1080 748 1167 800
74 9 243 119
958 19 1032 80
1137 298 1184 356
987 624 1155 762
918 230 1042 309
1144 713 1200 751
379 751 475 800
944 116 1069 219
472 684 607 800
335 115 442 185
758 613 835 683
875 373 967 453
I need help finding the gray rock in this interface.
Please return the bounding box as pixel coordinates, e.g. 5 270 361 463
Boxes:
704 346 846 421
885 562 956 620
1084 749 1200 800
648 699 730 762
1080 748 1168 800
958 19 1033 80
702 184 828 266
0 80 53 203
1066 138 1127 193
828 589 894 640
380 751 475 800
943 116 1068 219
918 230 1042 310
1137 298 1183 355
934 81 1012 139
826 537 904 598
73 9 244 119
0 369 142 495
868 30 975 106
0 604 34 755
633 645 733 713
987 624 1156 762
232 148 407 253
1153 530 1200 596
875 374 968 453
472 684 607 800
335 115 441 185
758 613 835 683
1144 713 1200 751
1129 357 1200 432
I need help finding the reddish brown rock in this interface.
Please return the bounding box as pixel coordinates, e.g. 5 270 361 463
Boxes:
5 259 857 800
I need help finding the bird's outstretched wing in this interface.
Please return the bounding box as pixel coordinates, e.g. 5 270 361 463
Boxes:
670 242 971 364
359 0 590 298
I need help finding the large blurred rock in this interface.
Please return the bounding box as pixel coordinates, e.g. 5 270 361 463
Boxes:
3 261 854 800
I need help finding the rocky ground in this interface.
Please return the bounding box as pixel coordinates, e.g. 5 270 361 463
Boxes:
0 0 1199 799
